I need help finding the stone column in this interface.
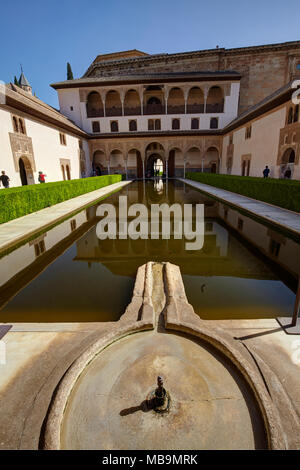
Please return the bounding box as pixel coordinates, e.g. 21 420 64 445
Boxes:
164 87 169 115
100 91 106 117
139 88 144 115
203 86 209 114
120 89 125 116
183 157 186 179
142 159 145 180
125 155 128 180
107 156 111 175
166 159 168 179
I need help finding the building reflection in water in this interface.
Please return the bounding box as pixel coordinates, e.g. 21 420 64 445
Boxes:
0 180 298 321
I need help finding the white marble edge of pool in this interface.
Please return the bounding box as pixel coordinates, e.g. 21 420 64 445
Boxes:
0 180 132 254
180 178 300 236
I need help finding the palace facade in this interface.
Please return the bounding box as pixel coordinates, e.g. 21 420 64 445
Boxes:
1 40 300 187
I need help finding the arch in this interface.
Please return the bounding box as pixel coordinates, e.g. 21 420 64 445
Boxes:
203 146 220 173
124 89 141 115
93 150 107 175
281 148 295 164
144 87 164 115
145 141 165 154
12 116 19 132
185 146 202 171
86 91 103 118
18 157 34 185
145 142 165 178
66 165 71 180
167 87 185 114
110 149 125 174
206 86 224 113
187 87 204 113
106 90 122 117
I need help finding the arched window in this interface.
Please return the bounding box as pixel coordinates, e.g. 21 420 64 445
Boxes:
167 88 184 114
66 165 71 180
129 120 137 131
106 91 122 117
191 118 199 129
294 105 299 123
187 87 204 113
86 91 103 118
19 118 25 134
154 119 161 130
289 150 295 163
12 116 18 132
210 117 218 129
147 97 161 105
148 119 154 130
124 90 141 115
206 86 224 113
172 119 180 130
110 121 119 132
287 107 294 124
92 121 100 133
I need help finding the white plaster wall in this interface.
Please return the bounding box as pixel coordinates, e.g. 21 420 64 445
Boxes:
222 106 286 178
0 109 20 188
0 106 90 187
57 89 83 128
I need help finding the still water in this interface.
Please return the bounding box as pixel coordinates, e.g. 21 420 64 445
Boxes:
0 180 298 322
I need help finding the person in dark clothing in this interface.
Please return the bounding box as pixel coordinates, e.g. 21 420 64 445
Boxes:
263 166 270 178
0 171 10 188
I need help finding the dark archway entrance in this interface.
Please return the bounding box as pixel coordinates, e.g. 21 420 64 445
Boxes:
146 154 164 178
19 158 28 185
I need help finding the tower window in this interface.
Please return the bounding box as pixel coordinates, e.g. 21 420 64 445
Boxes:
59 133 67 145
191 118 199 129
245 125 252 139
172 118 180 130
92 121 100 133
110 121 119 132
129 120 137 131
210 117 218 129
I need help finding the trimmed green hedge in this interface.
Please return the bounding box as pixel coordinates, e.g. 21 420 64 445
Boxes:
186 172 300 213
0 175 122 224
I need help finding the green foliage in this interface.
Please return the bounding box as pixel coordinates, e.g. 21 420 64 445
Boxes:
0 175 122 224
186 173 300 213
67 62 74 80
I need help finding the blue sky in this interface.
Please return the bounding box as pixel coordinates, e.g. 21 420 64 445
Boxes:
1 0 299 107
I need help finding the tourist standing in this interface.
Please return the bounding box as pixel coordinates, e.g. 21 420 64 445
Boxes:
0 171 10 188
263 166 270 178
38 171 46 183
